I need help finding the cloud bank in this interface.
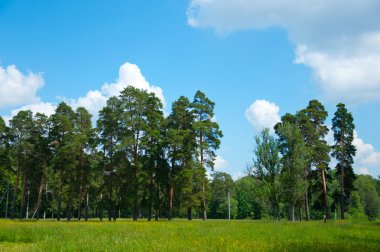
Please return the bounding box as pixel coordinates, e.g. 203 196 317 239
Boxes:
2 62 166 122
187 0 380 104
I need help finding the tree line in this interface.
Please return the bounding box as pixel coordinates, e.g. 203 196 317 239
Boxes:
207 100 380 221
1 90 379 221
0 87 222 221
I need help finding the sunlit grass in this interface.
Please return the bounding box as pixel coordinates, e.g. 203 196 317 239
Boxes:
0 219 379 251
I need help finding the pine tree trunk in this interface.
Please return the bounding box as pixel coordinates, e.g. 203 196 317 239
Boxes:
202 182 207 221
85 192 89 221
299 205 302 222
155 209 159 221
340 140 345 219
108 181 112 222
305 191 310 221
20 174 27 219
57 169 63 221
67 202 72 221
11 163 20 219
78 179 83 220
199 132 207 221
321 169 329 220
169 184 173 220
148 203 152 221
187 207 192 220
36 160 47 220
99 194 103 221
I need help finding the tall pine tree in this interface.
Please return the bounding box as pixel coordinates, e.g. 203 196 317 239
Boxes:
332 103 356 219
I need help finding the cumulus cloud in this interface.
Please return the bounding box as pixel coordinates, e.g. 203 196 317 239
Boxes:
2 62 165 123
245 99 280 133
70 90 108 117
353 131 380 175
0 65 44 108
71 62 166 116
187 0 380 103
101 62 166 107
3 102 56 123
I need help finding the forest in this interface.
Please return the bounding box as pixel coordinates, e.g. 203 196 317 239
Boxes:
0 87 379 222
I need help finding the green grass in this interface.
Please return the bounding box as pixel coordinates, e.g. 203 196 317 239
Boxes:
0 219 379 251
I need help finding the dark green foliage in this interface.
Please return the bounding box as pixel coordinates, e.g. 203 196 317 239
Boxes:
235 176 263 219
355 175 380 220
208 172 237 219
1 93 377 223
332 103 357 219
192 90 223 220
250 128 281 220
277 122 308 221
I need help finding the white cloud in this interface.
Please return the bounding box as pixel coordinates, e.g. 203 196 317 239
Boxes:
70 90 108 117
3 102 56 123
295 34 380 103
101 62 166 107
328 129 380 176
2 62 166 124
353 131 380 176
214 155 228 170
0 65 44 108
245 99 280 133
187 0 380 103
71 62 166 117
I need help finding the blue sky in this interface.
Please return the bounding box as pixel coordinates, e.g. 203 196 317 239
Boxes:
1 0 380 178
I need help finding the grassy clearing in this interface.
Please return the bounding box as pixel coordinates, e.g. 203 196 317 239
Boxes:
0 219 379 251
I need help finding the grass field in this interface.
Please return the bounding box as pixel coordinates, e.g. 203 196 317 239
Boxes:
0 219 379 251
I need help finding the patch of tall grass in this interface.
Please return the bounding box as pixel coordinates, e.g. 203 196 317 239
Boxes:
0 219 379 251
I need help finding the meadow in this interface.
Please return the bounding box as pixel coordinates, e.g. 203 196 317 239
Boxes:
0 219 379 251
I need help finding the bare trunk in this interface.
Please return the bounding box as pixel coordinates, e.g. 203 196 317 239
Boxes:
340 140 345 219
291 204 295 222
169 154 175 221
199 132 207 221
36 160 47 220
202 182 207 221
19 173 27 219
148 203 152 221
99 194 103 221
108 181 112 222
169 184 173 220
299 205 302 222
57 169 63 221
155 209 159 221
85 192 89 221
321 169 329 220
11 163 20 219
304 192 310 221
133 200 138 221
78 165 83 221
67 202 71 221
187 207 192 220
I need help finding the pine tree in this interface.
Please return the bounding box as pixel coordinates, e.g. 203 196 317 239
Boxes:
297 100 330 220
9 110 34 219
50 102 77 221
192 91 223 220
332 103 356 219
167 96 196 220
